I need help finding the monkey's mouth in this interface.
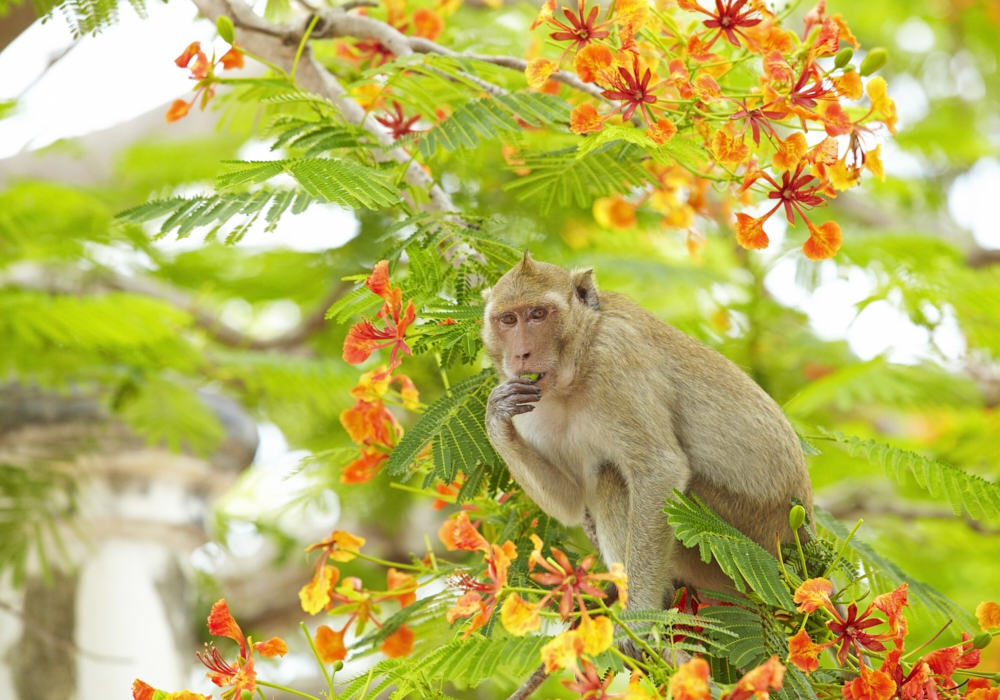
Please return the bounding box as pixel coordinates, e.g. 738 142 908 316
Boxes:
520 372 547 384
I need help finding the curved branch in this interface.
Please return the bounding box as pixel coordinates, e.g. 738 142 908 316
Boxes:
506 665 548 700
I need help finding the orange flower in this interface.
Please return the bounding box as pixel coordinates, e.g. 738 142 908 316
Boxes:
794 578 834 613
315 623 348 663
341 448 389 484
541 629 585 672
343 260 416 379
386 567 417 608
977 601 1000 630
725 655 786 700
818 101 852 137
570 103 604 134
843 669 897 700
300 564 339 614
132 681 210 700
253 637 288 657
446 538 516 637
380 625 415 658
526 57 557 88
670 657 712 700
872 583 908 641
207 599 245 651
432 479 461 509
500 593 542 636
219 46 244 70
574 43 613 83
340 397 400 449
530 0 557 29
832 70 863 99
306 530 366 561
787 628 833 674
694 74 722 100
174 42 205 70
165 99 191 123
968 685 1000 700
198 600 259 695
413 7 445 40
649 118 677 145
447 591 489 624
439 511 490 552
527 533 618 620
802 220 842 261
773 133 808 172
593 196 637 231
711 129 751 166
735 212 769 250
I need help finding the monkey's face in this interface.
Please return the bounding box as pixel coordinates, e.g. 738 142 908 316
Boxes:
482 255 596 390
484 296 567 387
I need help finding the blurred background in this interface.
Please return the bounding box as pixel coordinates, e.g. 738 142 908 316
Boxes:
0 0 998 698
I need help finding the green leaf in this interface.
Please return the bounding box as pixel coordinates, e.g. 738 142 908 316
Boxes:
817 428 1000 519
665 491 796 609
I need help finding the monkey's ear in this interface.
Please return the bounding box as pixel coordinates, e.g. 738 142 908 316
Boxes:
571 268 599 310
520 249 534 270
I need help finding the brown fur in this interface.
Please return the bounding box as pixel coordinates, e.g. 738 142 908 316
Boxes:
482 255 812 615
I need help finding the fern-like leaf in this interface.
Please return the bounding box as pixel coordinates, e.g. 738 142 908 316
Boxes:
817 428 1000 519
664 491 795 609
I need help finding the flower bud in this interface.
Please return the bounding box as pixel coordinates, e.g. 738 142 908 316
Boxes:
241 690 254 700
333 660 345 672
972 632 992 650
789 505 806 531
860 48 888 76
834 47 854 69
217 16 236 44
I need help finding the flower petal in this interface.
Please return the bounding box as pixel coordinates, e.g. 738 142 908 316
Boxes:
253 637 288 658
380 624 415 658
315 624 348 663
501 593 542 636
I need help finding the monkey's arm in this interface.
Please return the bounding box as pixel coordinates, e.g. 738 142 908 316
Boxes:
485 379 586 525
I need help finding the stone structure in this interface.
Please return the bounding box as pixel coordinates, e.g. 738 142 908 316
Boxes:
0 385 258 700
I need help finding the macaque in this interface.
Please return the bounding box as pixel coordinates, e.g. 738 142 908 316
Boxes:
482 254 813 628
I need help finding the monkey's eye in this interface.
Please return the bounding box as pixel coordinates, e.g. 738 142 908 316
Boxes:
499 313 517 325
529 307 547 320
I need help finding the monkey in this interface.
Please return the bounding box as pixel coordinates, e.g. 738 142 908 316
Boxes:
481 253 813 648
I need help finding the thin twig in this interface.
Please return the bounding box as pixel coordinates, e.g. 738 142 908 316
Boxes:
506 664 548 700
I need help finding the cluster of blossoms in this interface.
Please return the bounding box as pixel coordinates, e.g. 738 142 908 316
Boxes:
298 529 418 659
788 579 1000 700
133 599 287 700
167 37 244 123
339 260 422 483
335 0 448 69
525 0 897 260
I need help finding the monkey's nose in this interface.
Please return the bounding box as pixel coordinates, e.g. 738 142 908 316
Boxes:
516 351 530 361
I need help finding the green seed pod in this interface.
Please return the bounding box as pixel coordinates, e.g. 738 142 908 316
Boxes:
333 660 345 672
789 504 806 531
217 15 236 44
860 48 889 76
520 373 541 383
834 47 854 69
972 631 992 650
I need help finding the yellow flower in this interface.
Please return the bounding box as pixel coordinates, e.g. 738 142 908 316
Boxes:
299 565 338 614
526 58 557 88
711 129 751 166
577 614 613 656
593 197 637 232
541 629 585 672
500 593 542 636
772 133 808 173
865 144 885 181
866 77 898 134
977 601 1000 630
670 657 712 700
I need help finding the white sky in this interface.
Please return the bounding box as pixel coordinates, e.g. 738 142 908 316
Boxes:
0 5 995 360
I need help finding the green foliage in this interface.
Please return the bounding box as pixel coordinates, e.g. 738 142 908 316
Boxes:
419 92 569 157
115 376 225 455
339 633 550 699
216 159 400 209
503 143 656 212
817 429 1000 519
0 462 77 587
665 491 796 610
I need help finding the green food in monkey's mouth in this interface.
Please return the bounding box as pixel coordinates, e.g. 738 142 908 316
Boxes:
520 373 543 383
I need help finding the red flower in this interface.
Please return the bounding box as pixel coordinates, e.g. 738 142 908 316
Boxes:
681 0 763 49
528 534 610 620
375 101 422 140
827 601 887 665
601 57 659 125
545 0 612 51
196 599 280 696
343 260 416 380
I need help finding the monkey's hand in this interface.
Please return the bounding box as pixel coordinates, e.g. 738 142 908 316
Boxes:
486 378 541 433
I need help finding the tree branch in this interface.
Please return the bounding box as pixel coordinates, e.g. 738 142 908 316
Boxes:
817 485 1000 534
506 664 548 700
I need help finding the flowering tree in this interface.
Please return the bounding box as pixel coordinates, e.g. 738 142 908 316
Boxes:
2 0 999 697
115 0 999 696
